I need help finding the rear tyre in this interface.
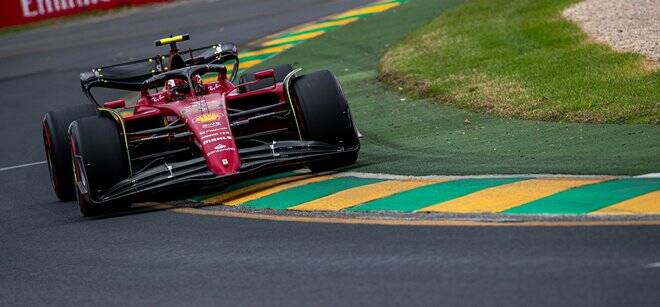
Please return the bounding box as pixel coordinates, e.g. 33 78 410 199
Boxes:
42 104 98 201
291 70 359 172
69 116 129 216
238 64 294 93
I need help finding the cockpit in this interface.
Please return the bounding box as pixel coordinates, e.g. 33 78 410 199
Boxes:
140 65 234 105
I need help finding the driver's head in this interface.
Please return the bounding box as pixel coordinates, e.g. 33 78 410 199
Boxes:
192 74 205 95
165 79 178 91
164 79 189 99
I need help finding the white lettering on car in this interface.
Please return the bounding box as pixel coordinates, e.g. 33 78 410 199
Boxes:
199 127 229 135
202 122 221 128
202 136 233 145
208 83 222 91
200 133 220 140
151 94 166 103
206 147 237 157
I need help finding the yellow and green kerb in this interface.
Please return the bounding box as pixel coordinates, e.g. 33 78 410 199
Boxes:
191 173 660 215
238 0 406 70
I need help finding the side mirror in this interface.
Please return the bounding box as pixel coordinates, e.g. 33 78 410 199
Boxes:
103 99 126 109
254 69 275 80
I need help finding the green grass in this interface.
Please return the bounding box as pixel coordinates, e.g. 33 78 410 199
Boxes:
247 0 659 175
380 0 659 124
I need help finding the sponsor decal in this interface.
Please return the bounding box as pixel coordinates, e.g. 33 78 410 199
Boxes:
200 130 231 140
199 127 228 135
208 83 222 91
202 136 232 145
202 122 221 128
194 112 221 123
180 106 198 115
181 99 208 114
214 143 227 150
200 133 220 140
181 99 223 113
151 93 166 103
206 147 236 157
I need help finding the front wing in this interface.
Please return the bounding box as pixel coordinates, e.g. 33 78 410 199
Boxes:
91 140 358 204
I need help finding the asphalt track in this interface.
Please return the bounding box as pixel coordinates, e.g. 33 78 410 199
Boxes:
1 1 659 306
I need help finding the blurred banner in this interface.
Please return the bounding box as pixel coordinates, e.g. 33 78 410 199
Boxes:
0 0 171 28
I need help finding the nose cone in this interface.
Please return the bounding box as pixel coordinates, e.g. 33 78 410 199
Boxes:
180 98 241 176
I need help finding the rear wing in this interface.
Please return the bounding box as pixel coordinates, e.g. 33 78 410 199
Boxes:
80 42 239 105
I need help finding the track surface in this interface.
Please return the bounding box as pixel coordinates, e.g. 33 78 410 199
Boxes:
1 1 659 305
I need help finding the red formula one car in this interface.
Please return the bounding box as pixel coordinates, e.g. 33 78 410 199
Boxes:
42 35 359 215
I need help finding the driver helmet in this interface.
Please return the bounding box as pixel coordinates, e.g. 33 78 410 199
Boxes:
164 79 188 100
192 74 205 95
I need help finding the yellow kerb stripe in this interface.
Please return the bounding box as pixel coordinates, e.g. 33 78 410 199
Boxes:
240 59 263 69
203 174 315 205
419 178 607 213
590 191 660 215
240 45 295 58
223 175 335 206
292 18 359 34
263 31 326 46
291 179 443 212
331 2 400 19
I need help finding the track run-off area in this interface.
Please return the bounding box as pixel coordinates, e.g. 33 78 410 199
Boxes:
1 0 658 221
1 0 660 306
178 0 660 222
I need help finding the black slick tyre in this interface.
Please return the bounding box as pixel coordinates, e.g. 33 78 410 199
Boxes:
238 64 294 93
42 104 98 201
68 116 129 216
291 70 359 172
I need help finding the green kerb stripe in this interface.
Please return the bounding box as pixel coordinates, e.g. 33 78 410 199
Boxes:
348 178 525 212
192 172 298 202
262 40 308 48
277 26 338 39
324 13 385 23
367 0 399 7
239 53 276 62
504 178 660 214
242 177 383 210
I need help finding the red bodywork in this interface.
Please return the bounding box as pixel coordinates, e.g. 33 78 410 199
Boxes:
107 69 285 177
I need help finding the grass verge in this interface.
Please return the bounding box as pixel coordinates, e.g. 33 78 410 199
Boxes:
249 0 659 175
380 0 659 124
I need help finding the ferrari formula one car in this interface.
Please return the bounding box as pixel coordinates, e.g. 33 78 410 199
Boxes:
42 34 359 216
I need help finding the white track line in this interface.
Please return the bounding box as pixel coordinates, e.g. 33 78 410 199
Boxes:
636 173 660 178
335 171 622 180
0 161 46 172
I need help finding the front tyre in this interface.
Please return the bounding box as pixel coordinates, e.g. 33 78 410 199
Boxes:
291 70 359 172
42 104 97 201
69 116 129 216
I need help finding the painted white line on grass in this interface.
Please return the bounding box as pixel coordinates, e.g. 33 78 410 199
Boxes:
0 161 47 172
